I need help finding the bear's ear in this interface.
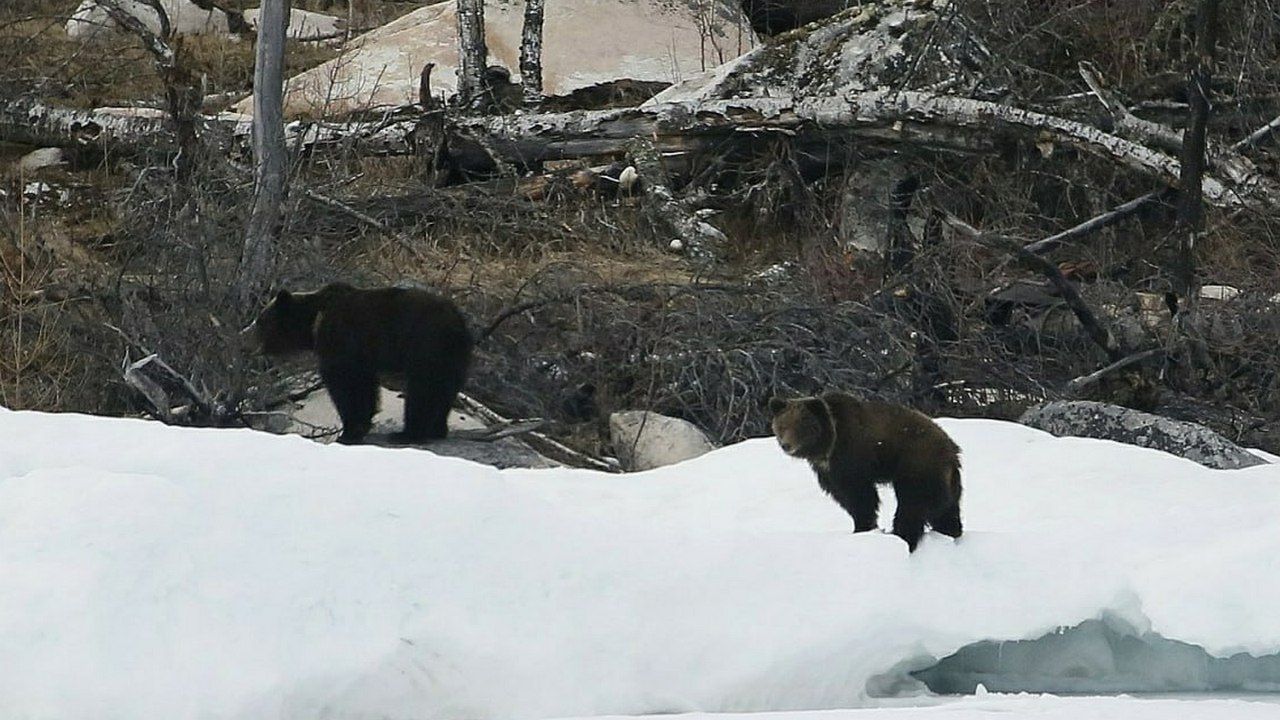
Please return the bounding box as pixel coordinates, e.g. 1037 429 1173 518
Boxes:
767 396 787 415
803 397 829 419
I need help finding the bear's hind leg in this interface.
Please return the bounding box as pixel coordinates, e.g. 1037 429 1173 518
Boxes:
930 503 963 539
394 379 430 443
398 375 458 442
321 361 378 445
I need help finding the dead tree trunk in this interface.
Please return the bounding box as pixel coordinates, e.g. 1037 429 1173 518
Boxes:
455 0 488 111
519 0 545 107
237 0 291 307
1173 0 1221 301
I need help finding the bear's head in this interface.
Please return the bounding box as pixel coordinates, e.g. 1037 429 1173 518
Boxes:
243 289 316 356
769 395 835 460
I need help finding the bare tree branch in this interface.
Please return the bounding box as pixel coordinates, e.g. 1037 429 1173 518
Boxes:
1023 190 1171 255
455 393 618 472
1232 113 1280 153
94 0 202 178
942 212 1123 362
1067 349 1165 395
97 0 174 63
1078 60 1184 153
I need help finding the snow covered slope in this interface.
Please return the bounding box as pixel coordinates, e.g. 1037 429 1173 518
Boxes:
0 408 1277 719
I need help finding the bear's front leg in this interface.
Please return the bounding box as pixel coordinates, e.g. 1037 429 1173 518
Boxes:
845 480 880 533
819 465 880 533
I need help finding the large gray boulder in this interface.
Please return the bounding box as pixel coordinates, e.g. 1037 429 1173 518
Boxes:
66 0 231 40
15 148 68 173
609 411 717 472
1019 401 1268 470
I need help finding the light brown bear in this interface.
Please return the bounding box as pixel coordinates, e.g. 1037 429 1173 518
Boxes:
769 392 962 551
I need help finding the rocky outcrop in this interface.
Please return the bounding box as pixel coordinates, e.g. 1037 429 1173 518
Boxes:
1019 401 1268 470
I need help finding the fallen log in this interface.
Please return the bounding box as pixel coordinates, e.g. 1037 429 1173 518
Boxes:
5 91 1275 209
0 98 179 156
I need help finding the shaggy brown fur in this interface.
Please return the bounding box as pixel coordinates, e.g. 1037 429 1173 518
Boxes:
249 283 473 445
770 392 962 551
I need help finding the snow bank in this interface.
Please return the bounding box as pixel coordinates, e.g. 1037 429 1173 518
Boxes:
1 409 1278 719
561 695 1280 720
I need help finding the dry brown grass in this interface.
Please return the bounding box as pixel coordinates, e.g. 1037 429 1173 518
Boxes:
0 201 84 410
0 19 337 109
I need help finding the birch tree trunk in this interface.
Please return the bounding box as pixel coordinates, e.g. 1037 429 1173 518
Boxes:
237 0 291 307
455 0 488 110
519 0 545 107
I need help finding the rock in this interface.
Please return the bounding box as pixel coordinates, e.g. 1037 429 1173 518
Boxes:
236 0 758 119
1198 284 1241 301
66 0 230 41
1019 401 1268 470
243 8 343 41
838 162 921 253
15 148 68 173
609 410 717 471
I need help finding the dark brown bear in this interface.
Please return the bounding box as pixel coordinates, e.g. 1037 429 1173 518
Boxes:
769 393 962 551
248 283 473 445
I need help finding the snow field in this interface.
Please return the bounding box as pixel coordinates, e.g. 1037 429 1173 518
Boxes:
0 408 1278 719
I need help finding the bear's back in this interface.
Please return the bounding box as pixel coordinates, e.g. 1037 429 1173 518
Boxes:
311 284 472 371
824 394 959 477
